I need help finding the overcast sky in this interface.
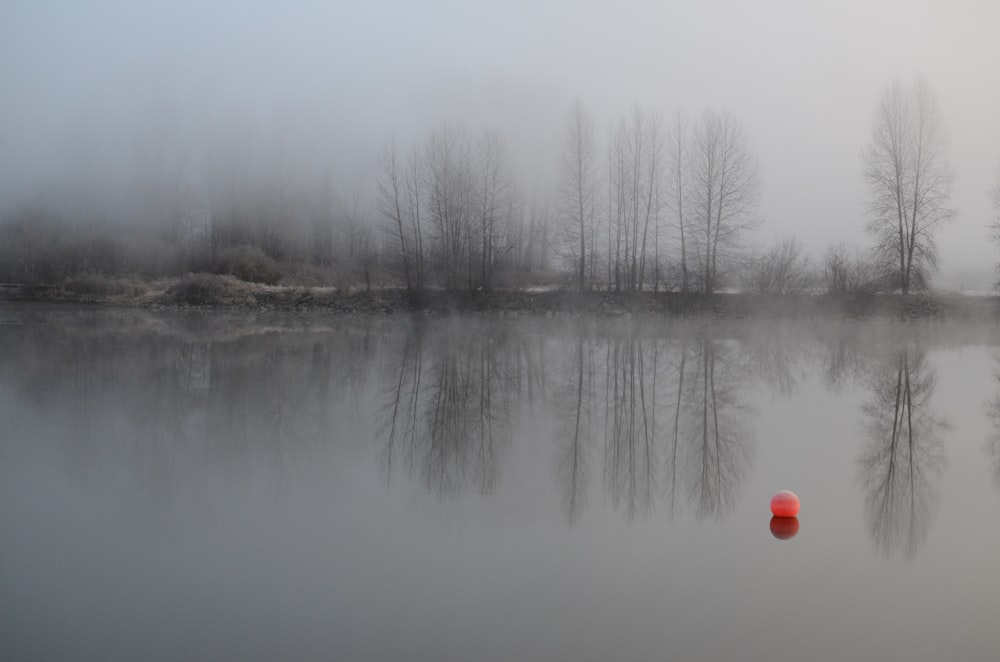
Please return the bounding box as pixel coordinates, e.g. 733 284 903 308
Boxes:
3 0 999 286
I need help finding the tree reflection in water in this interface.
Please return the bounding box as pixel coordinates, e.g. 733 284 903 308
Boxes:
549 330 755 523
857 348 947 560
666 339 686 519
679 337 755 520
983 353 1000 489
0 312 381 503
601 335 659 520
742 325 813 398
380 320 513 497
17 312 967 544
553 335 597 525
380 323 759 522
819 327 870 395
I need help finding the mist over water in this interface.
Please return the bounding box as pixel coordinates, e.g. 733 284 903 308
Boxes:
3 308 1000 660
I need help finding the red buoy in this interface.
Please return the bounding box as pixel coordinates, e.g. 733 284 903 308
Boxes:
770 490 800 517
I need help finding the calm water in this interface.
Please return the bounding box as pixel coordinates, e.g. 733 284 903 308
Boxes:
3 305 1000 661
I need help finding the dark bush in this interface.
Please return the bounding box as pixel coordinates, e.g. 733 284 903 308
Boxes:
167 273 253 305
212 245 282 284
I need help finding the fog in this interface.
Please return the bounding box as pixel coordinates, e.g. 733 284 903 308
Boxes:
3 0 999 288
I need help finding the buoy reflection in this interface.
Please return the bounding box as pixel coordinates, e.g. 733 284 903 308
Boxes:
770 516 799 540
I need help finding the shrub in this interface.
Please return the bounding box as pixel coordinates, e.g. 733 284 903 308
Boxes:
740 237 815 295
212 245 282 284
821 243 882 295
62 275 151 301
167 273 254 305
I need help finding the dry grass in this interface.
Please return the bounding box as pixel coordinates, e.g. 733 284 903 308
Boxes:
164 274 259 305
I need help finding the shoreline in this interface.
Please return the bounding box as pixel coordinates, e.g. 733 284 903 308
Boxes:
3 276 1000 320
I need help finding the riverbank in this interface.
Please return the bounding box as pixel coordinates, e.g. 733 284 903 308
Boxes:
2 274 1000 320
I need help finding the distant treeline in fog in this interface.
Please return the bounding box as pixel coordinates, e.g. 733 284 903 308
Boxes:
2 79 998 296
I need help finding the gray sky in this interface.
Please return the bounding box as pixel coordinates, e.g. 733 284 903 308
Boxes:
3 0 999 286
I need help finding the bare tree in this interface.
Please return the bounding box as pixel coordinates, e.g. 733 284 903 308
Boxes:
689 110 760 294
379 124 522 293
863 78 954 295
424 123 475 290
337 189 381 291
377 138 415 289
606 108 663 292
558 101 598 290
989 162 1000 286
473 131 520 292
514 198 552 274
665 112 691 292
992 163 1000 225
639 115 664 291
607 123 625 291
404 145 427 290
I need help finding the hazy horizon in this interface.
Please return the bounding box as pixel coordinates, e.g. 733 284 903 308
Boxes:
3 0 999 288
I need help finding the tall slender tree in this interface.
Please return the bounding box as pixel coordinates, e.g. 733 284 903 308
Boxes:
377 138 414 290
989 162 1000 285
558 101 598 290
863 78 954 294
404 145 426 290
473 130 519 292
424 123 475 290
606 107 663 291
665 112 691 292
689 110 760 294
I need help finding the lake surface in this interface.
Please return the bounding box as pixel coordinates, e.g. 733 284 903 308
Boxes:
3 305 1000 661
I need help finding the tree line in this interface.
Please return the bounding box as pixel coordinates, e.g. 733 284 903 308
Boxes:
377 104 762 295
2 76 998 295
376 124 542 294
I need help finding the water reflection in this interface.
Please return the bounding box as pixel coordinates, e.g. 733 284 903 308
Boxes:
770 516 800 540
553 335 597 525
819 330 871 394
1 311 977 549
601 336 660 520
680 337 755 520
10 310 1000 662
549 333 755 523
984 353 1000 489
857 348 948 560
0 312 380 500
0 315 772 524
380 320 514 497
743 327 813 397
